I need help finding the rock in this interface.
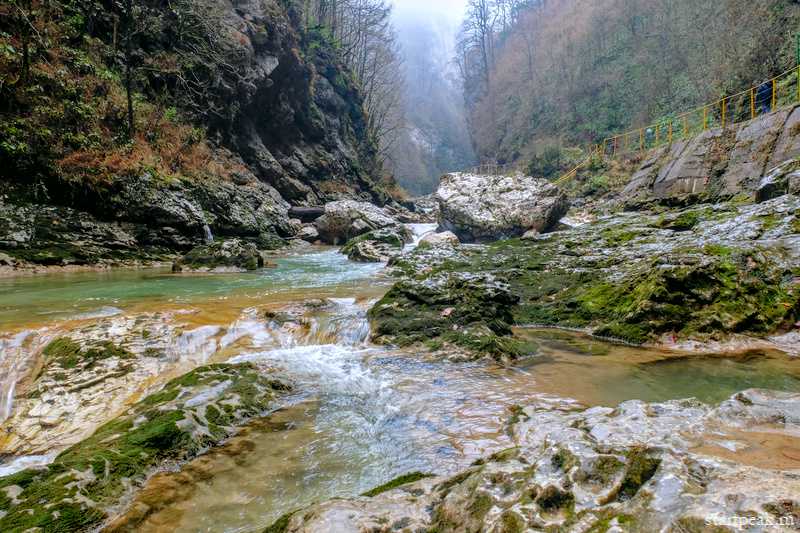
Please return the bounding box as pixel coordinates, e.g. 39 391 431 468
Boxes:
297 225 319 243
315 200 402 244
377 196 800 351
0 199 146 266
436 172 569 242
521 229 540 240
0 363 289 532
276 390 800 533
368 272 535 362
622 105 800 204
418 231 459 249
172 239 264 272
340 227 411 263
756 159 800 202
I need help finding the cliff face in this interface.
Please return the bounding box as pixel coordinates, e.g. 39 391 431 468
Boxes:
621 105 800 206
0 0 386 267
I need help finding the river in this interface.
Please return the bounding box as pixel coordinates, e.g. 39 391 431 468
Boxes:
1 225 799 532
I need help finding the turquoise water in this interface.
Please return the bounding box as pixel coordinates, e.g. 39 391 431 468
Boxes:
0 249 386 328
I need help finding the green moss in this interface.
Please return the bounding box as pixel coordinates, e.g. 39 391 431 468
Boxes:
42 338 135 371
341 228 405 256
791 216 800 234
601 228 638 244
535 485 575 515
585 510 636 533
469 492 495 519
552 448 579 471
657 210 701 231
0 363 288 532
499 510 526 533
616 448 661 501
263 510 299 533
586 455 625 485
42 337 82 369
361 471 434 497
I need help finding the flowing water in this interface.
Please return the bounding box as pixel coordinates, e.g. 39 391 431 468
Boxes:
1 228 799 532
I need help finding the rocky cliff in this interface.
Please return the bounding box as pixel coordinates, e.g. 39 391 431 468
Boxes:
622 105 800 206
0 0 389 269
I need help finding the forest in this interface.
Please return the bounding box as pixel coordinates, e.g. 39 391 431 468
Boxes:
457 0 800 173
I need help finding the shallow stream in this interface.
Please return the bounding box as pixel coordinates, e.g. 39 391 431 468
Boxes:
1 230 799 532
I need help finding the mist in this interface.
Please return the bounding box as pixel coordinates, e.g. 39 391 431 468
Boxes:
386 0 475 196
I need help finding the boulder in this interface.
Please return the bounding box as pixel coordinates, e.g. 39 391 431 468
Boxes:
315 200 401 244
297 225 320 243
172 239 264 272
418 231 459 249
436 172 569 242
368 272 533 362
340 227 411 263
756 158 800 202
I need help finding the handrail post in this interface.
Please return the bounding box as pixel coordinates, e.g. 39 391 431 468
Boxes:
639 129 644 152
751 88 756 119
703 106 708 130
683 115 688 137
721 98 727 129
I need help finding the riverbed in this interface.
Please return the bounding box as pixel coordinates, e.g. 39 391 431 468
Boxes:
1 232 799 532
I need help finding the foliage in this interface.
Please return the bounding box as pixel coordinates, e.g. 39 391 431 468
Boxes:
457 0 800 166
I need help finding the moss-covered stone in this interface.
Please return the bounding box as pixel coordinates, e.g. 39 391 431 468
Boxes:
173 239 264 272
361 471 434 497
367 272 531 361
0 363 289 532
42 337 135 371
340 227 410 263
374 199 800 351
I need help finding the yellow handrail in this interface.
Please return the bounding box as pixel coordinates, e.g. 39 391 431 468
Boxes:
552 64 799 187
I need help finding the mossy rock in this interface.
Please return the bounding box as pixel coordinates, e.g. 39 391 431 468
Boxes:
368 272 530 361
341 227 409 263
42 337 135 372
174 239 264 272
361 471 434 497
0 363 289 532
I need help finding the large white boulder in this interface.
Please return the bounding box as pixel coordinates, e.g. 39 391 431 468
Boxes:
436 172 569 242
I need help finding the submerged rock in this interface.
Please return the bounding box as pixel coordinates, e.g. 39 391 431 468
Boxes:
436 172 569 242
0 364 289 532
172 239 264 272
274 389 800 532
314 200 401 245
340 226 411 262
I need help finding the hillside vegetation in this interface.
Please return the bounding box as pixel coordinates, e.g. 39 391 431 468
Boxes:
458 0 800 172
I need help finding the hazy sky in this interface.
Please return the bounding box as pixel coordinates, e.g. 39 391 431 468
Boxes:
391 0 468 25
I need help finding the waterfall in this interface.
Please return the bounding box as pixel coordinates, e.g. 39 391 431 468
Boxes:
0 330 34 423
203 224 214 243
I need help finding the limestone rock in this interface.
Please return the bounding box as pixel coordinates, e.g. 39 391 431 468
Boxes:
436 172 569 242
756 159 800 202
297 225 320 243
418 231 459 249
315 200 402 245
276 390 800 533
341 227 411 263
172 239 264 272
